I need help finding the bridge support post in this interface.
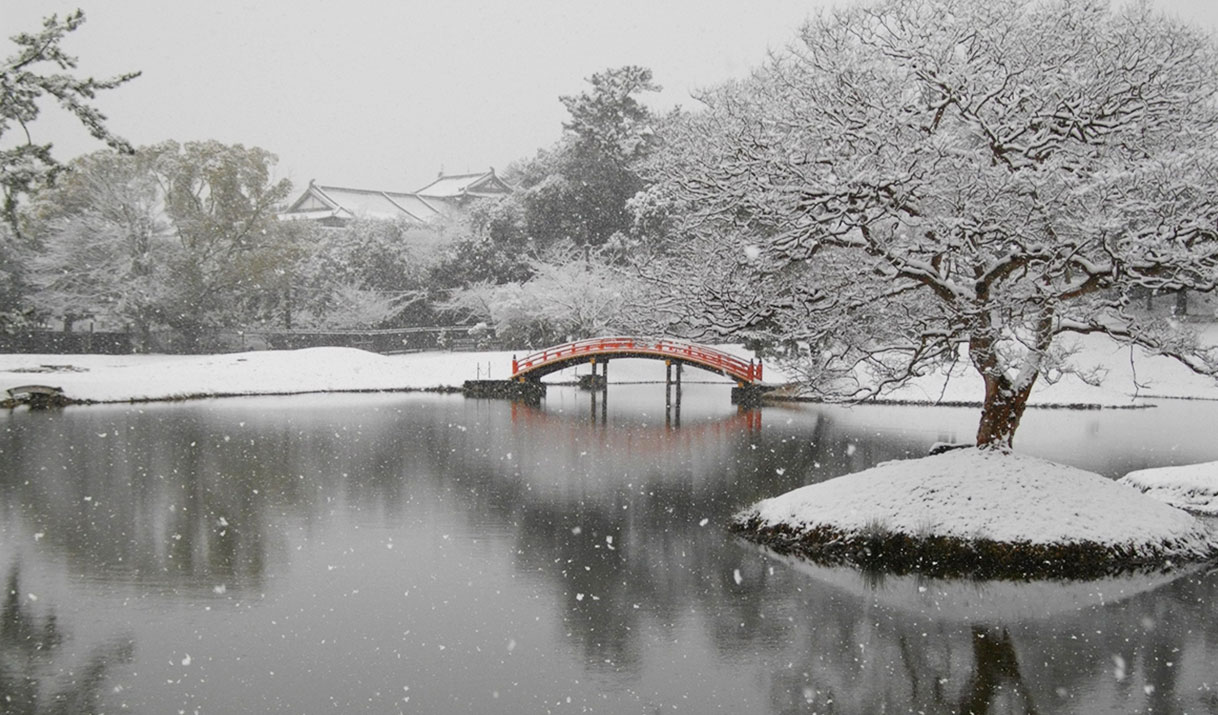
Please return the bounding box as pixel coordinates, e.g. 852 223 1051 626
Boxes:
600 360 608 424
667 362 677 426
675 363 682 426
665 361 682 428
586 359 609 424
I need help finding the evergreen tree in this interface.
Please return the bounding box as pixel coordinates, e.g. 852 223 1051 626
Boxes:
0 11 139 230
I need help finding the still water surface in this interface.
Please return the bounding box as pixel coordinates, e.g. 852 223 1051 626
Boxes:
2 383 1217 713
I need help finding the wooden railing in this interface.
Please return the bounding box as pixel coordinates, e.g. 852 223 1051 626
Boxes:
511 337 763 383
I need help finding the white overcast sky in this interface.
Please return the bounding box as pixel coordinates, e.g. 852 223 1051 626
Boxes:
5 0 1218 197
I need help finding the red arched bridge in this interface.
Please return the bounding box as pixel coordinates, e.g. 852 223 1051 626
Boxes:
464 337 772 405
511 337 763 383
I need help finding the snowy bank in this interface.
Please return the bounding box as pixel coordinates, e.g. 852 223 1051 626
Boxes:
2 328 1217 408
786 329 1218 407
0 348 481 404
1119 463 1218 516
730 449 1218 579
0 344 768 405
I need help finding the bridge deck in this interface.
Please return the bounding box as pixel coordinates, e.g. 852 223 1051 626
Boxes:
511 337 763 384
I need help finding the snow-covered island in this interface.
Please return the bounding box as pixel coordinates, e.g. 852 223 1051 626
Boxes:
1119 463 1218 516
730 448 1218 580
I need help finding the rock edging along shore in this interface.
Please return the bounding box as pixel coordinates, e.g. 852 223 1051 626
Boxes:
729 449 1218 580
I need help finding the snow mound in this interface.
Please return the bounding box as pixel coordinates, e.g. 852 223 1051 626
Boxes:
732 449 1218 578
1119 462 1218 515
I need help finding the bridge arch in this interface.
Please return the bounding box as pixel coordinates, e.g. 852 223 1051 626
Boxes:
511 337 763 384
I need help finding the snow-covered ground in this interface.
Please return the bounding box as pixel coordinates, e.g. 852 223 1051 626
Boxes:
0 347 505 403
2 330 1217 405
1119 463 1218 515
851 331 1218 407
0 344 756 404
733 448 1218 571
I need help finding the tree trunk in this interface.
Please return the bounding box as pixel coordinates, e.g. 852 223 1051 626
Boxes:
135 316 152 354
283 285 293 330
976 373 1034 449
1175 289 1188 317
957 626 1036 715
969 305 1052 450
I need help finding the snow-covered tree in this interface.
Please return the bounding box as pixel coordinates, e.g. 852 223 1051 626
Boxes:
442 254 637 347
0 11 139 231
492 66 662 252
287 217 432 329
25 150 169 345
23 142 293 349
153 140 292 344
561 65 661 166
293 284 408 330
644 0 1218 447
0 222 28 329
425 65 665 316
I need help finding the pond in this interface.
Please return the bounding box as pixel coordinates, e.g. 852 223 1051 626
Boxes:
2 381 1217 713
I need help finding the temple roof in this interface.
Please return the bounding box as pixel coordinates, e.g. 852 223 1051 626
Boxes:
414 170 512 199
280 169 509 224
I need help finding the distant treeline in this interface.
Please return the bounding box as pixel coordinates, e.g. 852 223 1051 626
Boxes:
0 326 502 356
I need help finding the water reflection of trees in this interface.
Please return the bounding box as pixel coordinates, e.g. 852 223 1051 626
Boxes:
0 402 433 594
4 397 1218 712
0 396 913 597
432 399 931 685
434 401 1218 713
1 408 285 594
744 563 1218 714
0 564 133 714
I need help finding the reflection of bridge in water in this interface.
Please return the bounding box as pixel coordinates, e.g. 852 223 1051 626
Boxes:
509 397 762 442
465 337 774 407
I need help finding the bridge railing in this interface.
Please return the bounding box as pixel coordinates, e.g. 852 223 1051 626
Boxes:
511 337 763 383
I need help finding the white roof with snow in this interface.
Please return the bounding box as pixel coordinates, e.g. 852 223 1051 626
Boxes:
414 170 511 198
280 170 509 225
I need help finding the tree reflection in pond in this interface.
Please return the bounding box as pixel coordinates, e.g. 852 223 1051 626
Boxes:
1 564 134 714
0 389 1217 712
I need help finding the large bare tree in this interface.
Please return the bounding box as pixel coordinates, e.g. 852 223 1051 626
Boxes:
644 0 1218 447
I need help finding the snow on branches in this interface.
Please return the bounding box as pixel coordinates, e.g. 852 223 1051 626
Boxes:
0 11 139 228
643 0 1218 446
